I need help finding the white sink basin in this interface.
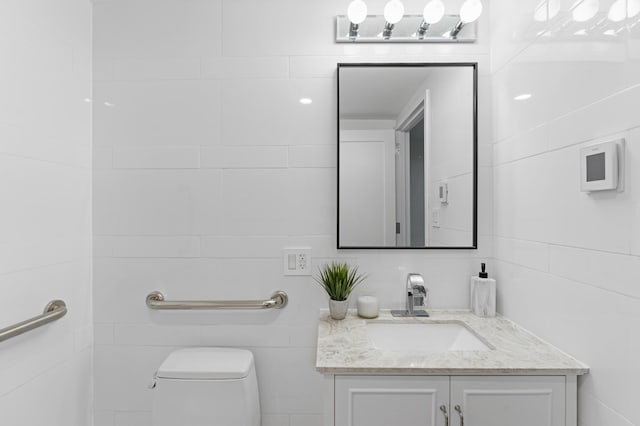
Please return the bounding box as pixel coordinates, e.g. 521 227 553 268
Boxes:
366 322 491 353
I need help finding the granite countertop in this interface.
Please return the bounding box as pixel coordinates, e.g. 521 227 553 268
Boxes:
316 310 589 375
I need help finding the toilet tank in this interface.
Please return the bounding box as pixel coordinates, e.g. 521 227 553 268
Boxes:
152 348 260 426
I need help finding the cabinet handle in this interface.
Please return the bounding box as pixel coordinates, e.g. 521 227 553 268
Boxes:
440 405 449 426
454 405 464 426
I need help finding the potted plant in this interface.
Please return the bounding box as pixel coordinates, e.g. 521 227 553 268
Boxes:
314 261 366 320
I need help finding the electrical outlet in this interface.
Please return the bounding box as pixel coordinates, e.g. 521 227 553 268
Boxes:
283 247 312 276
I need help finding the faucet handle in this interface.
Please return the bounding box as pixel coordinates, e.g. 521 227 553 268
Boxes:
412 288 427 307
413 284 426 295
422 286 430 308
411 284 429 308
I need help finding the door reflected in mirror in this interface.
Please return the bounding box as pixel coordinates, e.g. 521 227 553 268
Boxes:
338 63 477 249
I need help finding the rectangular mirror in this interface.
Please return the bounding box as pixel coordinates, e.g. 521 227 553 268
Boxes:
337 63 477 249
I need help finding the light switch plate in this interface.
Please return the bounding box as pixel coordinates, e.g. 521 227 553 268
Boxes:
283 247 312 276
432 209 440 227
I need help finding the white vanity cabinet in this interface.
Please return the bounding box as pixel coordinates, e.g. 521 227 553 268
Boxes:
335 376 449 426
318 312 587 426
334 375 572 426
450 376 567 426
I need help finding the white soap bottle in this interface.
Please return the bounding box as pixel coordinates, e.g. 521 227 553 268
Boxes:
470 263 496 317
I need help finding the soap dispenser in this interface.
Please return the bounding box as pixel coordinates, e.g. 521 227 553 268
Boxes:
470 263 496 317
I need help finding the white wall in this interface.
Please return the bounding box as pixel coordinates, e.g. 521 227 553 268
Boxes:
491 1 640 425
0 0 93 425
427 68 475 246
92 0 492 425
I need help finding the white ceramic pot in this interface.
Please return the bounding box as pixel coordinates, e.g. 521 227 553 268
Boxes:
328 299 349 320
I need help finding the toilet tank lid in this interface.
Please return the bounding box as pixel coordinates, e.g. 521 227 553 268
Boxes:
157 348 254 380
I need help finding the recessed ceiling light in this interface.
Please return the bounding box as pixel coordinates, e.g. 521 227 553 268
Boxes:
299 98 313 105
514 93 532 101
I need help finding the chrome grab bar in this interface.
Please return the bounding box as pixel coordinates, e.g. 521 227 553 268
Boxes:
0 300 67 343
146 291 288 310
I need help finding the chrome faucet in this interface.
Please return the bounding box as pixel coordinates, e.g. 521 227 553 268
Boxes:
406 273 427 313
391 273 430 317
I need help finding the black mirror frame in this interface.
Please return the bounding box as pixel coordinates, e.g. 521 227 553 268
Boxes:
337 62 478 250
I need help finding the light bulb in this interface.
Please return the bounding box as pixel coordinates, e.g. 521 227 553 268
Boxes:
347 0 368 24
460 0 483 23
608 0 640 21
534 0 560 22
572 0 599 22
384 0 405 24
423 0 445 24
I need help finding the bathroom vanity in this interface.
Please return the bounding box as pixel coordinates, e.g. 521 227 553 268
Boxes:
316 311 588 426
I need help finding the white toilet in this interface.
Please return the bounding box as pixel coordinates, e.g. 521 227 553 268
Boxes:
151 347 261 426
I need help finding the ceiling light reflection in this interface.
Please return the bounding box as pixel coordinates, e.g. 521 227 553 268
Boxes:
514 94 533 101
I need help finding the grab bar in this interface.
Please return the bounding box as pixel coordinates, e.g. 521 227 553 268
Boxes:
146 291 288 310
0 300 67 343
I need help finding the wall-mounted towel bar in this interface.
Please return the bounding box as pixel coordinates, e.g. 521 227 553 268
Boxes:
0 300 68 343
145 291 288 310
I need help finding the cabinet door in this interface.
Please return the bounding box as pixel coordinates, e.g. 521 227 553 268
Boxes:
335 375 449 426
451 376 566 426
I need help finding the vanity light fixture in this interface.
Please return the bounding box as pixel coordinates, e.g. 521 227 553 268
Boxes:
417 0 445 39
572 0 599 22
451 0 483 38
382 0 405 39
347 0 368 39
336 0 481 43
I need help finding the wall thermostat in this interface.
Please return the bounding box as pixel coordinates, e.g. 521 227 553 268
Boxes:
438 182 448 203
580 139 624 192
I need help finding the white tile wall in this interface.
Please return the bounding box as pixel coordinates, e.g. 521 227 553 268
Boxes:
0 1 92 425
92 1 493 424
491 0 640 424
